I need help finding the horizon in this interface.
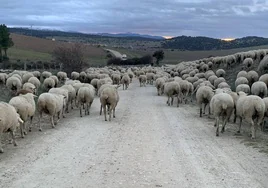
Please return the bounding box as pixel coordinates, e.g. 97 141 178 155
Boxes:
2 1 268 39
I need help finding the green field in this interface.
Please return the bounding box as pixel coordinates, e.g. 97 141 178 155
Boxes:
8 47 52 62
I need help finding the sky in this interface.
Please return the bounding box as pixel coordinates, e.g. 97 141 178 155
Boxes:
1 0 268 39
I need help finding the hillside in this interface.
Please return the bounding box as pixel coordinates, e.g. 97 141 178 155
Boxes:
161 36 268 50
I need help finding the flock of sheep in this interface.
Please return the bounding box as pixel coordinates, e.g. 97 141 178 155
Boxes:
1 48 268 154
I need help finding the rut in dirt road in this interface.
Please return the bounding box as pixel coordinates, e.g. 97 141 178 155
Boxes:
0 79 268 188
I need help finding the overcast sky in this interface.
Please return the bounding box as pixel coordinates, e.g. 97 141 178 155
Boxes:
1 0 268 38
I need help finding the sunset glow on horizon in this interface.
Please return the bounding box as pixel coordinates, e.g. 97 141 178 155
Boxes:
221 38 235 41
163 36 174 39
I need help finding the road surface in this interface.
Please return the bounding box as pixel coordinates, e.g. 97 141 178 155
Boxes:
1 79 268 188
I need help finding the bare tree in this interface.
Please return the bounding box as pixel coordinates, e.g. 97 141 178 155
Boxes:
53 43 86 75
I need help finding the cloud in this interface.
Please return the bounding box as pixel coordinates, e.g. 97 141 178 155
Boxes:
1 0 268 38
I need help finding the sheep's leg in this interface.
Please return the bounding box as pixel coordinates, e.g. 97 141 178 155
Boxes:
237 117 242 133
113 107 116 118
221 117 228 133
20 122 25 138
51 115 55 128
23 122 27 136
177 96 180 107
0 132 3 153
10 130 17 146
80 103 83 117
39 111 42 131
103 105 107 121
109 106 112 121
233 108 237 123
200 104 203 117
29 116 33 132
216 117 220 136
100 105 103 115
71 100 74 109
203 103 207 114
171 97 174 106
250 120 255 139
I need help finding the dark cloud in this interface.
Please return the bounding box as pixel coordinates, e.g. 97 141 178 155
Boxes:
1 0 268 38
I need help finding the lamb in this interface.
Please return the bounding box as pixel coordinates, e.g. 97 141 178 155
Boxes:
37 93 66 131
235 77 249 88
22 82 36 94
100 86 120 121
196 86 214 117
77 87 95 117
71 71 80 80
210 90 234 136
43 77 56 91
49 88 69 113
164 81 182 107
236 84 250 94
28 76 41 90
9 93 36 137
155 77 165 96
236 92 265 139
243 58 254 70
6 76 22 92
0 102 23 153
121 74 130 90
139 75 147 87
0 73 7 84
251 81 267 98
216 69 226 77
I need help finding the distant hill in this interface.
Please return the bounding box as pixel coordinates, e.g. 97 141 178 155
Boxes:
161 36 268 50
96 32 164 40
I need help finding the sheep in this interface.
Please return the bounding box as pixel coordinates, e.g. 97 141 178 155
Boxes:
237 71 247 78
258 55 268 74
182 74 190 80
208 75 218 85
71 71 80 80
9 93 36 137
216 69 226 77
0 102 23 153
146 72 155 85
246 70 259 86
243 58 254 70
155 78 165 96
43 77 55 91
6 76 22 92
28 76 41 90
37 93 66 131
205 70 215 79
178 80 192 104
210 90 234 136
235 77 249 88
112 74 121 85
262 97 268 131
236 84 250 94
259 74 268 87
196 86 214 117
207 61 213 69
217 82 230 89
251 81 267 98
236 92 265 139
79 71 87 82
186 76 198 84
50 75 59 87
61 84 76 110
32 71 41 79
214 77 226 88
0 73 7 84
49 88 69 113
128 71 134 82
121 74 130 90
139 75 147 87
22 72 34 84
42 71 52 80
57 71 67 82
77 86 95 117
22 82 36 94
164 81 182 107
100 86 120 121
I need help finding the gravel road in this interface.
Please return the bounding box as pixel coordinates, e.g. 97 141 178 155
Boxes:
1 79 268 188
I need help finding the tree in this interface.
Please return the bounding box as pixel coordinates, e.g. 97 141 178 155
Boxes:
0 24 14 61
53 43 86 75
153 50 164 66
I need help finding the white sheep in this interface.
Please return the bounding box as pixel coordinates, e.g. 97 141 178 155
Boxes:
100 86 120 121
139 75 147 87
243 58 254 70
0 102 23 153
77 86 95 117
164 81 182 107
258 55 268 74
0 73 7 84
216 69 226 77
42 71 52 80
247 70 259 86
43 77 56 91
57 71 67 82
251 81 267 98
28 76 41 90
37 93 66 131
22 82 36 94
32 71 41 79
210 90 234 136
217 82 230 89
50 75 59 87
71 71 80 80
237 71 248 78
235 77 249 88
236 84 250 94
9 93 36 137
121 74 130 90
236 92 265 139
6 76 22 92
61 84 76 110
49 88 69 113
146 72 155 85
214 77 226 88
259 74 268 87
155 78 165 96
196 86 214 117
22 72 34 84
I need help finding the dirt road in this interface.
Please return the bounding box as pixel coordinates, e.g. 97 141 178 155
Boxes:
1 79 268 188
